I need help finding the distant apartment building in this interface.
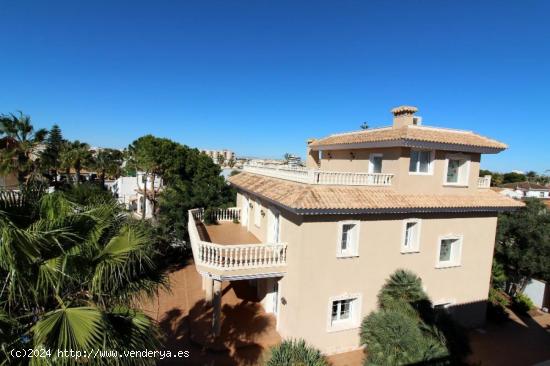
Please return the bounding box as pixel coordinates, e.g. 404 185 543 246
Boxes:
201 149 235 165
188 105 522 355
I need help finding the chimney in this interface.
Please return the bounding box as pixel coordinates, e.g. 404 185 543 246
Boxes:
391 105 420 128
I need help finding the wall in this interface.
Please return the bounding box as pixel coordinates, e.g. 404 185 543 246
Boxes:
275 211 497 354
318 147 481 195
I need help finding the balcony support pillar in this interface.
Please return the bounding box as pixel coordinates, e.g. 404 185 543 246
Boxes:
212 279 222 337
204 277 213 302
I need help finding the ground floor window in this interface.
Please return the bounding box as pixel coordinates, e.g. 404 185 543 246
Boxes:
327 294 361 331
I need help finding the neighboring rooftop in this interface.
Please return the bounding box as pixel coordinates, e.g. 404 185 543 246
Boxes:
229 172 524 214
499 181 550 191
308 105 507 153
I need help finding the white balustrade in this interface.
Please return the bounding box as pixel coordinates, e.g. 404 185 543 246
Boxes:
478 175 492 189
188 208 288 271
243 164 393 186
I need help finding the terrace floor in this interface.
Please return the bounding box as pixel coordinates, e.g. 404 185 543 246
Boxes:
198 221 261 245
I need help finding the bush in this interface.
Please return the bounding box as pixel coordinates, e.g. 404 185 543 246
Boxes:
512 293 535 314
265 339 328 366
361 309 448 365
487 288 510 322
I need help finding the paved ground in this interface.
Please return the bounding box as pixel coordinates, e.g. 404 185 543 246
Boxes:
468 309 550 366
141 261 280 365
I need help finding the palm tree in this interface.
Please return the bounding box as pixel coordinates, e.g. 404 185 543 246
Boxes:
94 148 123 187
265 339 329 366
0 185 165 365
59 140 92 184
0 111 48 185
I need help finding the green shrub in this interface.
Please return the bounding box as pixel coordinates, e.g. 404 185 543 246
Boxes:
512 293 535 314
487 288 510 322
361 308 448 365
265 339 329 366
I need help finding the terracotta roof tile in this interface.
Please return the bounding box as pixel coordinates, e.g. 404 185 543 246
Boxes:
229 172 524 213
499 181 550 191
309 125 507 150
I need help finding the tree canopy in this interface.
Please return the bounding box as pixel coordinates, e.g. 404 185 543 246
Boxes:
495 198 550 295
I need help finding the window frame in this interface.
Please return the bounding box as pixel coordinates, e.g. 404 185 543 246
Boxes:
326 293 362 332
368 153 383 174
443 153 471 187
408 149 435 175
401 218 421 253
436 234 463 268
336 220 360 258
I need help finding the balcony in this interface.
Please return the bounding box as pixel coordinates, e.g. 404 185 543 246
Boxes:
188 208 288 280
243 164 394 186
478 175 492 189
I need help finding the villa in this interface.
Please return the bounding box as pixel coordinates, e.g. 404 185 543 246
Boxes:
187 105 523 355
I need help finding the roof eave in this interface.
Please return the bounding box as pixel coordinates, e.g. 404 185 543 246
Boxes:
310 139 506 154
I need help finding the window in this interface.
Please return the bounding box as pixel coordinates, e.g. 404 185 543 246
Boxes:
254 201 261 227
327 294 362 331
409 150 433 174
402 219 421 253
369 154 383 174
437 235 463 268
444 154 470 186
332 299 352 322
337 221 359 257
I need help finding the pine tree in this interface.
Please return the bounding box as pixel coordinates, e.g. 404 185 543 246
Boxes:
41 124 64 182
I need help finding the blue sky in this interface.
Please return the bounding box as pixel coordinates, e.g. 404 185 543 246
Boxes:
1 0 549 173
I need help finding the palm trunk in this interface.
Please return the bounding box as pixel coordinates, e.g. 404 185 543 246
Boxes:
100 170 106 188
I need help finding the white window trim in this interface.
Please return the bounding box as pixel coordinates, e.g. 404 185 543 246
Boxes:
336 220 360 258
401 218 421 253
326 293 362 333
436 234 463 269
443 153 471 187
368 153 383 174
408 149 435 176
254 200 262 228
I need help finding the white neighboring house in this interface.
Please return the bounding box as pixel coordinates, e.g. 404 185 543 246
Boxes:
109 172 162 219
524 279 550 312
493 181 550 200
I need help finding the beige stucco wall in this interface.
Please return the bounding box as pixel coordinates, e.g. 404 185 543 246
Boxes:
235 192 497 355
318 147 481 195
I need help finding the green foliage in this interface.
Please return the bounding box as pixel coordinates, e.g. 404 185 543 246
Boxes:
502 172 526 184
487 288 510 322
60 140 93 184
203 207 218 225
0 186 165 365
0 111 48 184
512 293 535 314
491 261 507 290
495 198 550 295
361 269 468 365
361 309 448 366
40 124 65 180
59 182 116 206
94 148 123 184
265 339 329 366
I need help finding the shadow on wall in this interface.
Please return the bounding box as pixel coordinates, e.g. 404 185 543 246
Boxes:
157 283 274 366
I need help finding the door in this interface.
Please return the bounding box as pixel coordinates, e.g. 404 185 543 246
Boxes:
265 279 279 315
267 208 280 243
241 195 249 227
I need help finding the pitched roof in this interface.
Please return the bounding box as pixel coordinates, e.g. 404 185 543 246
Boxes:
499 181 550 191
309 125 507 151
229 172 524 214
